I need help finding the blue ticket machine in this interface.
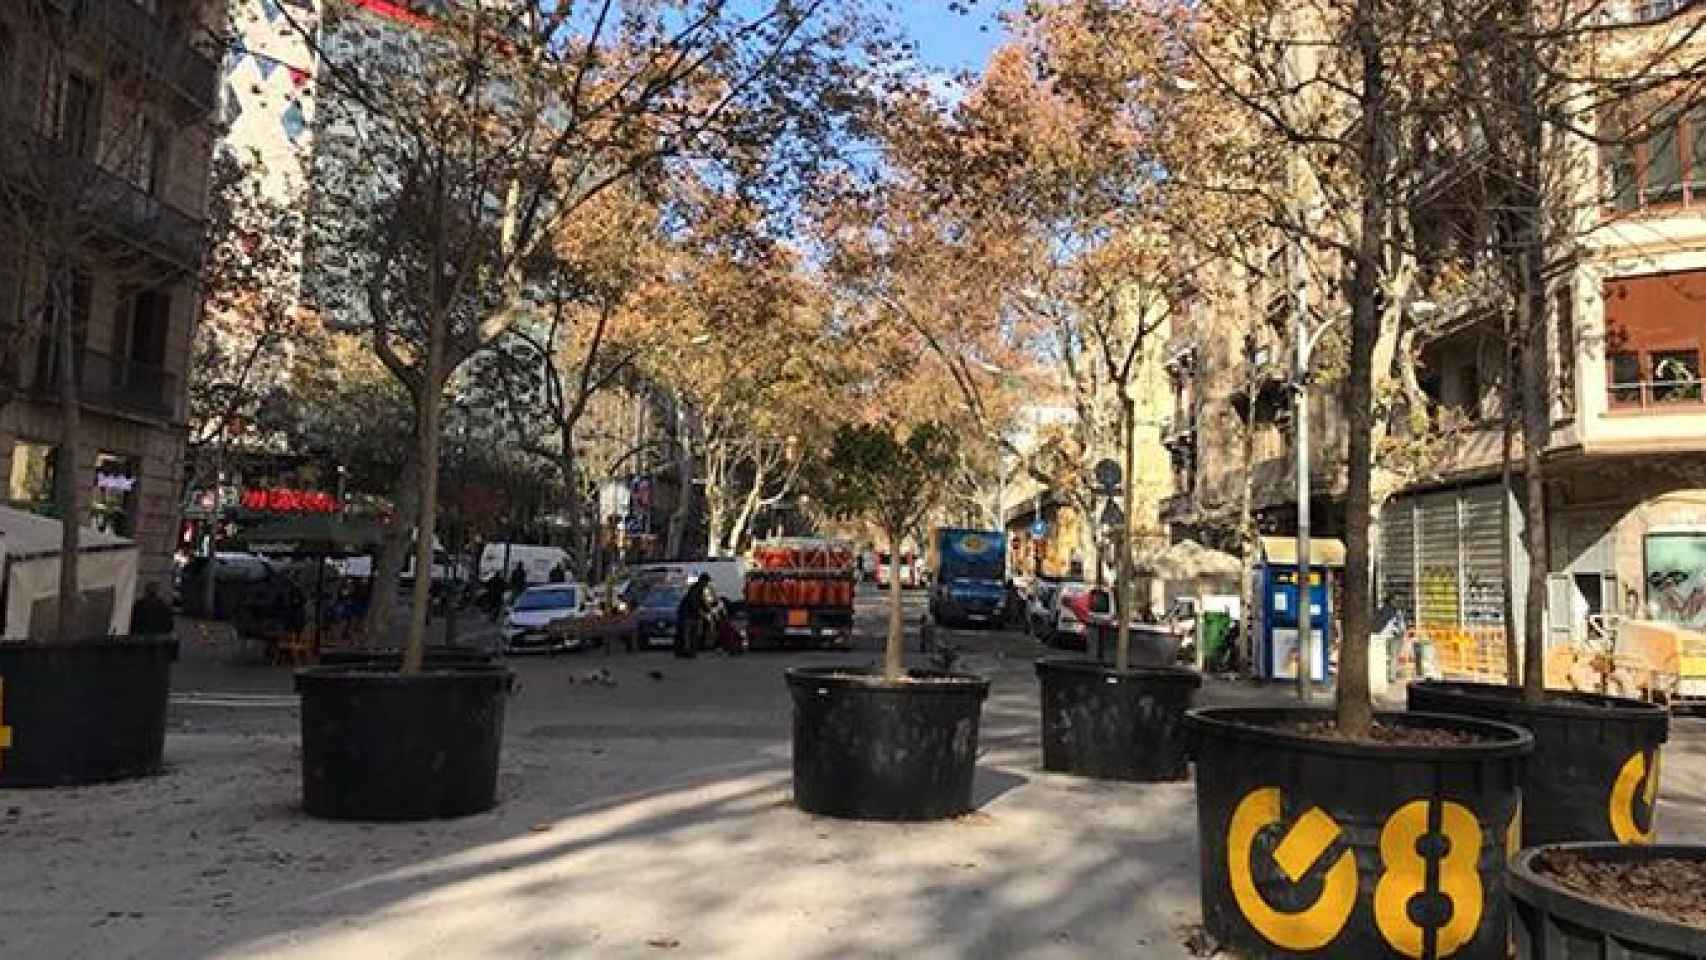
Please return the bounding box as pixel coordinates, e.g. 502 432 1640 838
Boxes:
1254 562 1331 682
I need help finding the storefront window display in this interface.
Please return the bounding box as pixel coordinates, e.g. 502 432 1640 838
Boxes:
91 453 139 537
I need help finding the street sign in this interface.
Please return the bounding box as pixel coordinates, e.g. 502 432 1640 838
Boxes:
1031 519 1048 538
1094 458 1122 494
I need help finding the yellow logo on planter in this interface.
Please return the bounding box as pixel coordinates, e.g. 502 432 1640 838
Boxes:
1374 800 1484 958
1610 749 1661 844
1229 787 1493 957
960 535 988 554
1228 787 1357 951
0 678 12 770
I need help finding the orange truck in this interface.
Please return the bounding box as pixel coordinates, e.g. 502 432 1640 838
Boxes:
742 538 856 649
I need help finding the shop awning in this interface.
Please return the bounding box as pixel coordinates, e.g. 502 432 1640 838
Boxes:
0 506 139 640
1259 536 1347 568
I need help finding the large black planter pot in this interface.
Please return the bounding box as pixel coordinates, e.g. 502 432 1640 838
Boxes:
1510 843 1706 959
786 666 989 821
1036 658 1200 781
295 665 514 821
1187 707 1532 960
0 637 177 787
1408 681 1669 847
317 646 494 669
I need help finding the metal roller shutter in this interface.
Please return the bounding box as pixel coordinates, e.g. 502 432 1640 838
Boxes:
1460 484 1508 626
1380 498 1417 625
1417 491 1461 627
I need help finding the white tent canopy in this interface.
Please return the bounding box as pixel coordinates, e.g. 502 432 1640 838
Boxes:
0 506 138 641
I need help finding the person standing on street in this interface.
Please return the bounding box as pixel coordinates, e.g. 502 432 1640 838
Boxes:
508 562 528 602
674 574 712 658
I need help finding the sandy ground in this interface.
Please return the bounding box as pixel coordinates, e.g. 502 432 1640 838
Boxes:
3 588 1704 959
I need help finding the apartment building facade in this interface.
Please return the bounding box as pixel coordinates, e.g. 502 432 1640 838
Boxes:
1166 3 1706 665
0 0 224 593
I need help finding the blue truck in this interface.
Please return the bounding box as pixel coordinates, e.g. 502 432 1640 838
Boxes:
928 528 1009 628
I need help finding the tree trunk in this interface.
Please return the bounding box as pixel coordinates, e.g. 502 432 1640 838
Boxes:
1115 391 1137 672
1337 0 1386 737
1501 328 1520 686
1516 3 1551 706
53 277 83 642
364 454 418 644
728 464 766 557
1519 228 1550 703
402 319 446 674
666 399 693 558
885 525 905 681
557 436 582 577
1238 370 1260 673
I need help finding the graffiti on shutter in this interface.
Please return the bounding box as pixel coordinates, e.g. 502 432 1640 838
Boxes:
1380 499 1416 625
1461 485 1507 625
1418 491 1460 627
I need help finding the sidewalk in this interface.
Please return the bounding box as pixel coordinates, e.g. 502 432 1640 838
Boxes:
2 627 1702 959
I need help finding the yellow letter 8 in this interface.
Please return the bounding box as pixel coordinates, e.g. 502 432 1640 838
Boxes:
1374 800 1484 958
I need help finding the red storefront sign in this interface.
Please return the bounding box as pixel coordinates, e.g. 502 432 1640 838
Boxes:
240 488 340 513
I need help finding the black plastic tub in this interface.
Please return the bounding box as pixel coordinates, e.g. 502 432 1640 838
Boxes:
1036 658 1200 781
0 637 177 787
317 646 494 669
1187 707 1532 960
786 666 989 821
1408 680 1668 846
1510 843 1706 959
295 665 514 821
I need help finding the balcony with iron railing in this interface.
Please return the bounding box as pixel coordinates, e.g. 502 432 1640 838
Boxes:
0 125 204 269
1608 369 1705 411
27 348 179 421
42 0 220 114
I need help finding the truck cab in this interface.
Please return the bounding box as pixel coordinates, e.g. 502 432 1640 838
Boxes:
928 529 1008 628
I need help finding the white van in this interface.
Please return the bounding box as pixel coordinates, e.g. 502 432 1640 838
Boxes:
480 543 574 585
335 535 456 583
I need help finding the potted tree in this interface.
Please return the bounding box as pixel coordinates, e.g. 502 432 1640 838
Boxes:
0 3 228 785
278 0 879 820
1508 843 1706 959
1402 0 1670 852
1178 0 1538 955
787 421 990 821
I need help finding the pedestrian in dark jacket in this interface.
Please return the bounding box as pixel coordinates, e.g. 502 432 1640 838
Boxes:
132 582 175 638
548 563 566 583
508 562 528 597
674 574 712 658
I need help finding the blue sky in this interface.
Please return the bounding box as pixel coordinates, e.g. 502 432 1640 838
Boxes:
897 0 1019 74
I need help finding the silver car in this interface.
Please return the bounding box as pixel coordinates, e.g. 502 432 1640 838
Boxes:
503 584 592 653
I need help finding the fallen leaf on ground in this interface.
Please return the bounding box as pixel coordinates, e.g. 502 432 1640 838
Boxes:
529 823 551 833
646 938 681 949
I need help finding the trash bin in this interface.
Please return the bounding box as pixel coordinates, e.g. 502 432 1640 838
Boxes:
1201 612 1231 667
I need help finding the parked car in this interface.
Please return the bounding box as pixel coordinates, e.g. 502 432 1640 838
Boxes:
176 552 281 619
628 583 688 651
502 584 594 653
629 559 746 611
1045 581 1093 648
